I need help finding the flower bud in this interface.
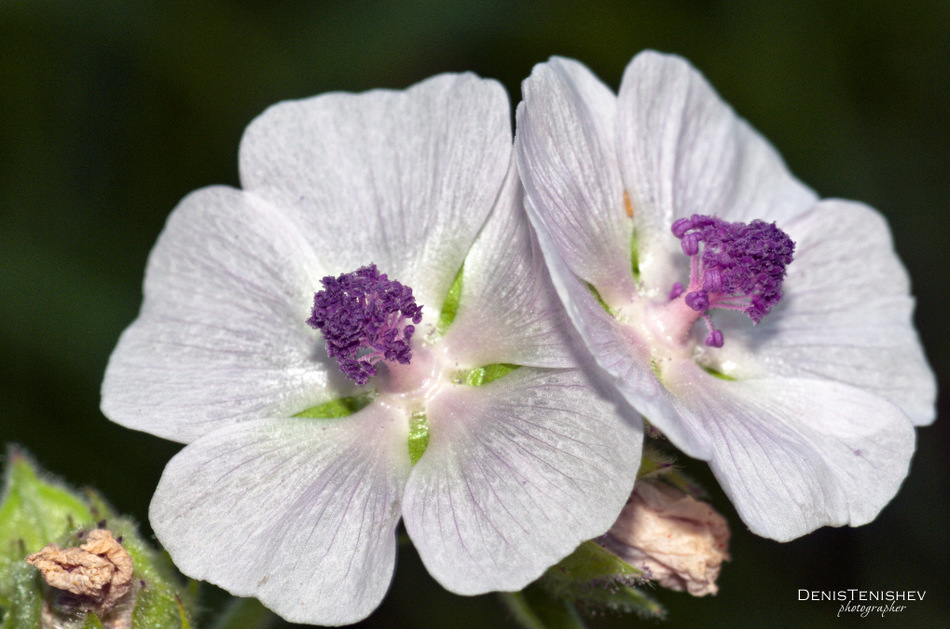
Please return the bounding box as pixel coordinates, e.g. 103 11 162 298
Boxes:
602 481 730 596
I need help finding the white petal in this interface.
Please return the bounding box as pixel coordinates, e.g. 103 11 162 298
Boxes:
239 73 511 317
516 57 637 305
101 187 350 443
150 410 411 626
617 51 818 295
402 368 642 594
663 364 916 541
440 161 581 369
526 197 709 458
721 199 937 426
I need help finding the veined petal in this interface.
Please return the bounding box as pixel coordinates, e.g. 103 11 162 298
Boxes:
101 187 349 443
526 197 709 458
516 57 637 305
150 410 411 626
440 160 581 369
617 50 818 295
722 199 937 426
238 73 511 317
402 368 641 594
662 367 916 541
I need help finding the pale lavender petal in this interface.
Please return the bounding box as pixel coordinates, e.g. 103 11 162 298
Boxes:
661 364 916 541
101 187 351 443
617 51 818 295
440 161 581 369
402 368 642 594
719 199 936 426
526 196 709 459
150 409 410 626
239 73 511 317
516 57 637 305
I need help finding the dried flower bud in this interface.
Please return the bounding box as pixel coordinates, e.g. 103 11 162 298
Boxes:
602 481 730 596
26 529 134 614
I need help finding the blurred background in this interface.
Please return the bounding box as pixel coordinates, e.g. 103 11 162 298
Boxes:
1 1 947 627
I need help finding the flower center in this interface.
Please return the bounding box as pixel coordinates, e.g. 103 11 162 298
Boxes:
664 214 794 348
307 264 423 385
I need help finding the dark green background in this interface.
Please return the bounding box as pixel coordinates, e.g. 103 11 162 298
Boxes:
2 1 947 627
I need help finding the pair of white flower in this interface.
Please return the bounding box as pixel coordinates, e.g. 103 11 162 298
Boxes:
101 51 936 625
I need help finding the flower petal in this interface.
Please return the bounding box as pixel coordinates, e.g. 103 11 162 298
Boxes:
516 57 637 305
617 51 818 294
664 365 916 541
150 410 411 625
402 368 642 594
101 187 350 443
526 198 710 458
722 199 937 426
440 161 581 369
238 73 511 317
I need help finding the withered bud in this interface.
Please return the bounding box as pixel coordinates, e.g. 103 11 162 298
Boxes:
26 529 134 614
602 481 730 596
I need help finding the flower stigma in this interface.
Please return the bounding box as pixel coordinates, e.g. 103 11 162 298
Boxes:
307 264 423 386
663 215 794 348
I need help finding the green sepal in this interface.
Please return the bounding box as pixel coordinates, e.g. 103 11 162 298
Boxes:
0 448 95 575
533 541 666 621
500 585 587 629
81 614 106 629
454 363 519 387
293 393 374 418
0 446 195 629
209 597 276 629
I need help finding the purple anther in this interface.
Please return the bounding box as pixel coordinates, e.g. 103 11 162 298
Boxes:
671 217 693 238
669 282 686 300
667 213 795 348
307 264 423 386
685 290 709 312
681 233 700 256
702 267 722 293
705 329 724 348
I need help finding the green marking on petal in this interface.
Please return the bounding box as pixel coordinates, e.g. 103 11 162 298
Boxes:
454 363 520 387
586 283 612 315
630 230 641 283
436 264 464 336
293 394 374 419
408 411 429 466
701 364 737 381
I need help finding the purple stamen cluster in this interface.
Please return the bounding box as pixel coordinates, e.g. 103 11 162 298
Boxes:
307 264 423 385
670 214 794 347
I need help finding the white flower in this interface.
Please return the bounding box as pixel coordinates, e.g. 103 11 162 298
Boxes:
101 73 642 625
515 51 936 542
